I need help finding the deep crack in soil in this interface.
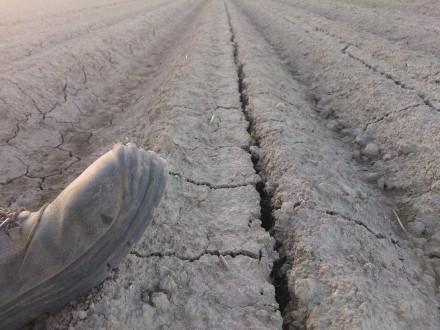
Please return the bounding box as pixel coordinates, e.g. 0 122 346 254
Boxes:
225 2 292 323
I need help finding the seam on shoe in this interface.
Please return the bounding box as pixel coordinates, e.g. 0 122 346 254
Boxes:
21 203 50 256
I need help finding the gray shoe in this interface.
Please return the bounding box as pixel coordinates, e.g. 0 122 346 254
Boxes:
0 143 167 329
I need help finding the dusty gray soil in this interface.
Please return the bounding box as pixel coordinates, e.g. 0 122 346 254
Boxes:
0 0 439 329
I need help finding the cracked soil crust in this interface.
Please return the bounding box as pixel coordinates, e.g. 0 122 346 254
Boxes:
0 0 439 329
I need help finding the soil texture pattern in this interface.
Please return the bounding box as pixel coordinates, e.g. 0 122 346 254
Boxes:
0 0 439 329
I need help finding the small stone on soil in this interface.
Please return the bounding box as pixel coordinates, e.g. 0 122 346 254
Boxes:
362 143 380 159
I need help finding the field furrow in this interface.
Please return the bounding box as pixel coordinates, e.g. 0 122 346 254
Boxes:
0 0 438 329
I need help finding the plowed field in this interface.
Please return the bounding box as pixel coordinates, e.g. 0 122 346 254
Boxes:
1 0 439 329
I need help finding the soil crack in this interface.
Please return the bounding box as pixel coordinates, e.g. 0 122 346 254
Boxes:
325 210 387 239
344 46 437 111
129 249 260 262
224 1 291 322
168 171 256 189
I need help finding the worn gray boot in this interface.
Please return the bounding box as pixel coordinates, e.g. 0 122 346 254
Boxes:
0 143 167 329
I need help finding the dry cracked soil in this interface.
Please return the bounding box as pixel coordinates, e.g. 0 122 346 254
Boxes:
1 0 439 329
